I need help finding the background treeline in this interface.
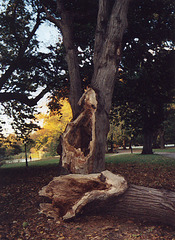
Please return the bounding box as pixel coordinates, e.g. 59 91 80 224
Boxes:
0 99 72 160
0 101 174 161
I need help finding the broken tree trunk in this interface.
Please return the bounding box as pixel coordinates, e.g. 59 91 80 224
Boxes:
61 88 108 174
39 170 175 226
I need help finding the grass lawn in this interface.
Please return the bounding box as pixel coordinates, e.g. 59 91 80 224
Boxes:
105 153 175 167
0 157 60 169
154 147 175 153
1 152 175 169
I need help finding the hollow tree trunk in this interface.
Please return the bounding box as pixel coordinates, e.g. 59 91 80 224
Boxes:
45 1 130 173
61 88 108 174
39 170 175 226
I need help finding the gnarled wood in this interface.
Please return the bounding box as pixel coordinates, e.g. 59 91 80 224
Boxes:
61 88 98 174
39 171 175 226
39 170 128 220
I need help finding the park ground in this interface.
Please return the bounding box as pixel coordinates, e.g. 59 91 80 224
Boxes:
0 150 175 239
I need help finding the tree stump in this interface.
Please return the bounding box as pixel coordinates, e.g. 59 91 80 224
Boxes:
39 170 175 226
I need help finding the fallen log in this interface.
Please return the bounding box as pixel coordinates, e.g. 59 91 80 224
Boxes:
104 184 175 227
39 170 175 226
39 170 127 220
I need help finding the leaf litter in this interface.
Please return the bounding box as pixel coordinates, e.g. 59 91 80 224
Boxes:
0 161 175 239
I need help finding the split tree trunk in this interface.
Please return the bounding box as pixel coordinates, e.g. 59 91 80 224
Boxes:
61 88 108 174
45 0 131 173
39 170 175 226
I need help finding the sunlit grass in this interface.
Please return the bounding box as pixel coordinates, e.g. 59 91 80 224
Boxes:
1 157 60 169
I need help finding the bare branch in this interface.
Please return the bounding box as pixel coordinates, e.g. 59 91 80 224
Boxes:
18 10 41 56
0 87 48 107
43 5 61 28
0 10 42 90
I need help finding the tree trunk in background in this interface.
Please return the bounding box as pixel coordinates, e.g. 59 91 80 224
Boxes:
159 128 165 149
122 139 127 150
142 129 153 154
25 143 28 168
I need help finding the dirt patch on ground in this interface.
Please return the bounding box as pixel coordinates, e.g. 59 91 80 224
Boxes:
0 163 175 239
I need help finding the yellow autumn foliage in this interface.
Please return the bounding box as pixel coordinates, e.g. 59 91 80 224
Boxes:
31 98 72 156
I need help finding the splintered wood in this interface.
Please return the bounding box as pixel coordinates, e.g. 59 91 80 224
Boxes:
61 88 98 174
39 170 128 220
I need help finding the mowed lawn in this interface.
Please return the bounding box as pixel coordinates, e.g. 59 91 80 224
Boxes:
0 157 60 169
1 149 175 169
105 152 175 167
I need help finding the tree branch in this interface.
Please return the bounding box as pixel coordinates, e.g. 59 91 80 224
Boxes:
11 1 23 46
93 0 110 65
0 87 48 107
91 0 131 113
0 10 42 90
43 5 61 28
44 0 82 117
18 10 41 56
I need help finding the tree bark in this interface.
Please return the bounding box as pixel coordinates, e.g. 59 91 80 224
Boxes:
142 129 153 154
159 128 165 149
107 184 175 226
25 143 28 168
45 1 82 118
39 171 175 226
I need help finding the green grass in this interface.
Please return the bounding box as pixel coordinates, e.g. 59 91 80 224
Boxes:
1 157 60 169
154 147 175 153
1 152 175 169
105 153 175 167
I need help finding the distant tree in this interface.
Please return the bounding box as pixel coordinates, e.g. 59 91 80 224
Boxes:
5 103 40 167
112 0 175 154
5 134 22 156
164 106 175 145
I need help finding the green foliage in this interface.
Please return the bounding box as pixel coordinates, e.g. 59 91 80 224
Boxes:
0 0 62 132
0 0 175 156
111 0 175 152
